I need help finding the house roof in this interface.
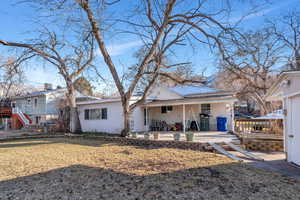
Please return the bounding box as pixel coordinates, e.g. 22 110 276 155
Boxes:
77 96 141 105
168 85 224 97
77 85 236 106
13 87 94 100
13 88 67 99
143 95 236 107
77 98 121 105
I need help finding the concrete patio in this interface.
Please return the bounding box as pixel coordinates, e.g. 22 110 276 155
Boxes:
136 131 241 144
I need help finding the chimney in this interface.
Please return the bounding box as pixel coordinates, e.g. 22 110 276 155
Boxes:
44 83 53 91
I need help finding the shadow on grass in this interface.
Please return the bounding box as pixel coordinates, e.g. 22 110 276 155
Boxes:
0 137 161 150
1 163 300 200
0 141 58 148
248 159 300 180
0 137 116 148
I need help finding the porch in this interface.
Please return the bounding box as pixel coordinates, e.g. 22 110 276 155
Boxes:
142 101 234 133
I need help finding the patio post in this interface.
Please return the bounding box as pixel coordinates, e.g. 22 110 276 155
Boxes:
145 106 148 131
183 104 186 133
231 102 235 132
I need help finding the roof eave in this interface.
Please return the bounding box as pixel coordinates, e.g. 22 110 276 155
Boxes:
184 91 234 98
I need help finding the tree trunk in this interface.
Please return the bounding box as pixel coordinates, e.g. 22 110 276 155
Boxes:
121 100 131 137
67 83 81 133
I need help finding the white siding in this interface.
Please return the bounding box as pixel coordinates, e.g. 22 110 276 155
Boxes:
211 103 233 131
283 75 300 96
79 102 124 133
131 107 145 132
15 96 46 115
269 73 300 165
282 77 300 165
148 87 182 100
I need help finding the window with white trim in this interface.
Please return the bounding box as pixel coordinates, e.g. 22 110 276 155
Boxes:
84 108 108 120
201 104 211 115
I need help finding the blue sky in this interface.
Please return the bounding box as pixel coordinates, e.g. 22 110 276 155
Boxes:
0 0 299 91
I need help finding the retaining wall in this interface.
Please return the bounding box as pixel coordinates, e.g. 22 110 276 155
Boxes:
242 139 284 152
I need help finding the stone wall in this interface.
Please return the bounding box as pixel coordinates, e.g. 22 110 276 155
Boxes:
242 139 283 152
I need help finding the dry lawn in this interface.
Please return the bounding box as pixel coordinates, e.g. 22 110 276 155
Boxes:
0 137 299 200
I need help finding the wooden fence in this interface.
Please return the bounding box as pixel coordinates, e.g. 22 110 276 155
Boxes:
234 119 283 135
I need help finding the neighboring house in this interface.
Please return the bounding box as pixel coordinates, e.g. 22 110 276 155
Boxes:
12 84 67 125
1 83 95 130
266 70 300 166
77 85 237 134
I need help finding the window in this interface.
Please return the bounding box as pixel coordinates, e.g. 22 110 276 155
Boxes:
84 109 90 120
27 98 31 105
201 104 211 115
101 108 107 119
35 116 41 124
84 108 107 120
161 106 167 113
161 106 173 114
90 109 101 120
34 98 38 107
144 108 147 125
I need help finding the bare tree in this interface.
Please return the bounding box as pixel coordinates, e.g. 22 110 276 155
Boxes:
14 0 261 136
75 0 236 136
269 11 300 70
0 56 28 98
0 29 95 132
216 28 285 115
124 47 204 92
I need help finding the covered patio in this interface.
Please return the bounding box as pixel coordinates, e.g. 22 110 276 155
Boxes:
142 98 235 134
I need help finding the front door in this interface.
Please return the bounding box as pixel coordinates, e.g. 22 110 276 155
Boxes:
290 96 300 165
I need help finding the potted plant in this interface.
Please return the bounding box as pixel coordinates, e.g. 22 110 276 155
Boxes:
144 132 151 140
131 132 138 138
153 132 159 140
173 132 181 141
185 132 194 142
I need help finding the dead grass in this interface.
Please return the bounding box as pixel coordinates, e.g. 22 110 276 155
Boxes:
0 137 299 200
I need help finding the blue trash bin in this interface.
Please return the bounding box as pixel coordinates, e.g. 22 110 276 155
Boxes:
216 117 227 131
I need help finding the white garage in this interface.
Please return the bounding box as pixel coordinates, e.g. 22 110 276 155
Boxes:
266 71 300 166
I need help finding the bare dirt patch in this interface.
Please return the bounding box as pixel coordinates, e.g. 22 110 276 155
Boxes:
0 137 299 199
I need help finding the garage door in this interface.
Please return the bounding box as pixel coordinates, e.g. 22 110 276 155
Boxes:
290 96 300 165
